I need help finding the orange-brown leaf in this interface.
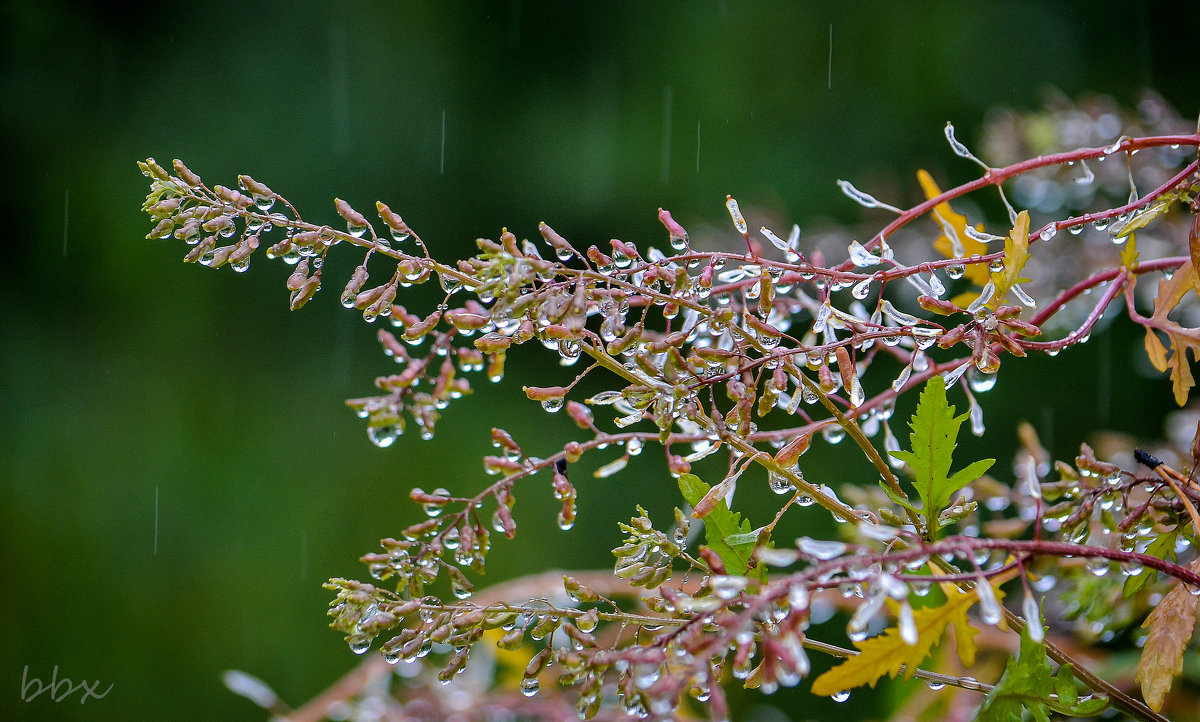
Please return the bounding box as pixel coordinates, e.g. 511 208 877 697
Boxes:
1150 259 1200 324
1146 260 1200 405
1136 581 1200 712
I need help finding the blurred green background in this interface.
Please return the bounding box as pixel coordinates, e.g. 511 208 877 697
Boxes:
1 1 1196 719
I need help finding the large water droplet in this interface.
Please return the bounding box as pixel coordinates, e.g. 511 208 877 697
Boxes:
368 424 401 448
520 676 540 697
847 241 881 268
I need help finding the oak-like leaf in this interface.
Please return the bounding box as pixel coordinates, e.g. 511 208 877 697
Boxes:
1136 580 1200 712
1144 259 1200 405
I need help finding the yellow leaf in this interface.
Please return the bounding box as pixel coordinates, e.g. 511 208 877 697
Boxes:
1121 232 1139 269
1136 581 1200 712
918 170 990 287
1144 329 1168 373
1165 331 1200 406
810 580 992 696
989 210 1032 309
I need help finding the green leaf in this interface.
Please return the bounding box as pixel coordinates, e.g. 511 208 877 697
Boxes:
1123 527 1178 597
988 210 1033 309
889 376 994 539
678 473 763 579
980 618 1109 721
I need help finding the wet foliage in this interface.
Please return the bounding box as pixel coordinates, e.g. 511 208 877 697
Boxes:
143 95 1200 720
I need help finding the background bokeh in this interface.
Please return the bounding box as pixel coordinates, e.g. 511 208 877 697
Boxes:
2 1 1197 719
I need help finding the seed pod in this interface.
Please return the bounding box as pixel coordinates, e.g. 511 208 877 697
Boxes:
238 174 274 200
1002 317 1041 336
918 295 960 316
146 218 174 239
538 221 572 257
172 159 203 187
500 228 521 257
140 158 170 180
286 260 312 291
818 362 837 393
402 310 443 342
774 431 812 468
289 274 321 310
524 385 569 402
994 331 1027 357
657 207 689 247
586 245 612 269
835 346 856 392
335 198 369 228
937 324 968 348
213 185 250 208
376 201 410 238
474 333 513 354
607 325 643 355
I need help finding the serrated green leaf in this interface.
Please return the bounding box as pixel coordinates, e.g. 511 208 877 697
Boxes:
980 618 1109 721
989 210 1033 309
888 376 994 539
678 473 763 579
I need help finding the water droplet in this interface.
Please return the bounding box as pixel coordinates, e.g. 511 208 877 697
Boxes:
1120 560 1144 577
851 277 873 300
925 680 945 691
1092 217 1109 232
1039 226 1057 242
1085 558 1110 577
768 472 793 494
927 271 945 298
541 396 565 413
898 601 918 645
368 424 401 448
831 690 850 703
348 634 373 654
967 367 997 393
946 264 966 280
520 676 540 697
796 537 847 560
988 258 1004 273
975 578 1003 625
711 575 748 600
837 179 882 209
725 196 748 234
847 240 882 268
